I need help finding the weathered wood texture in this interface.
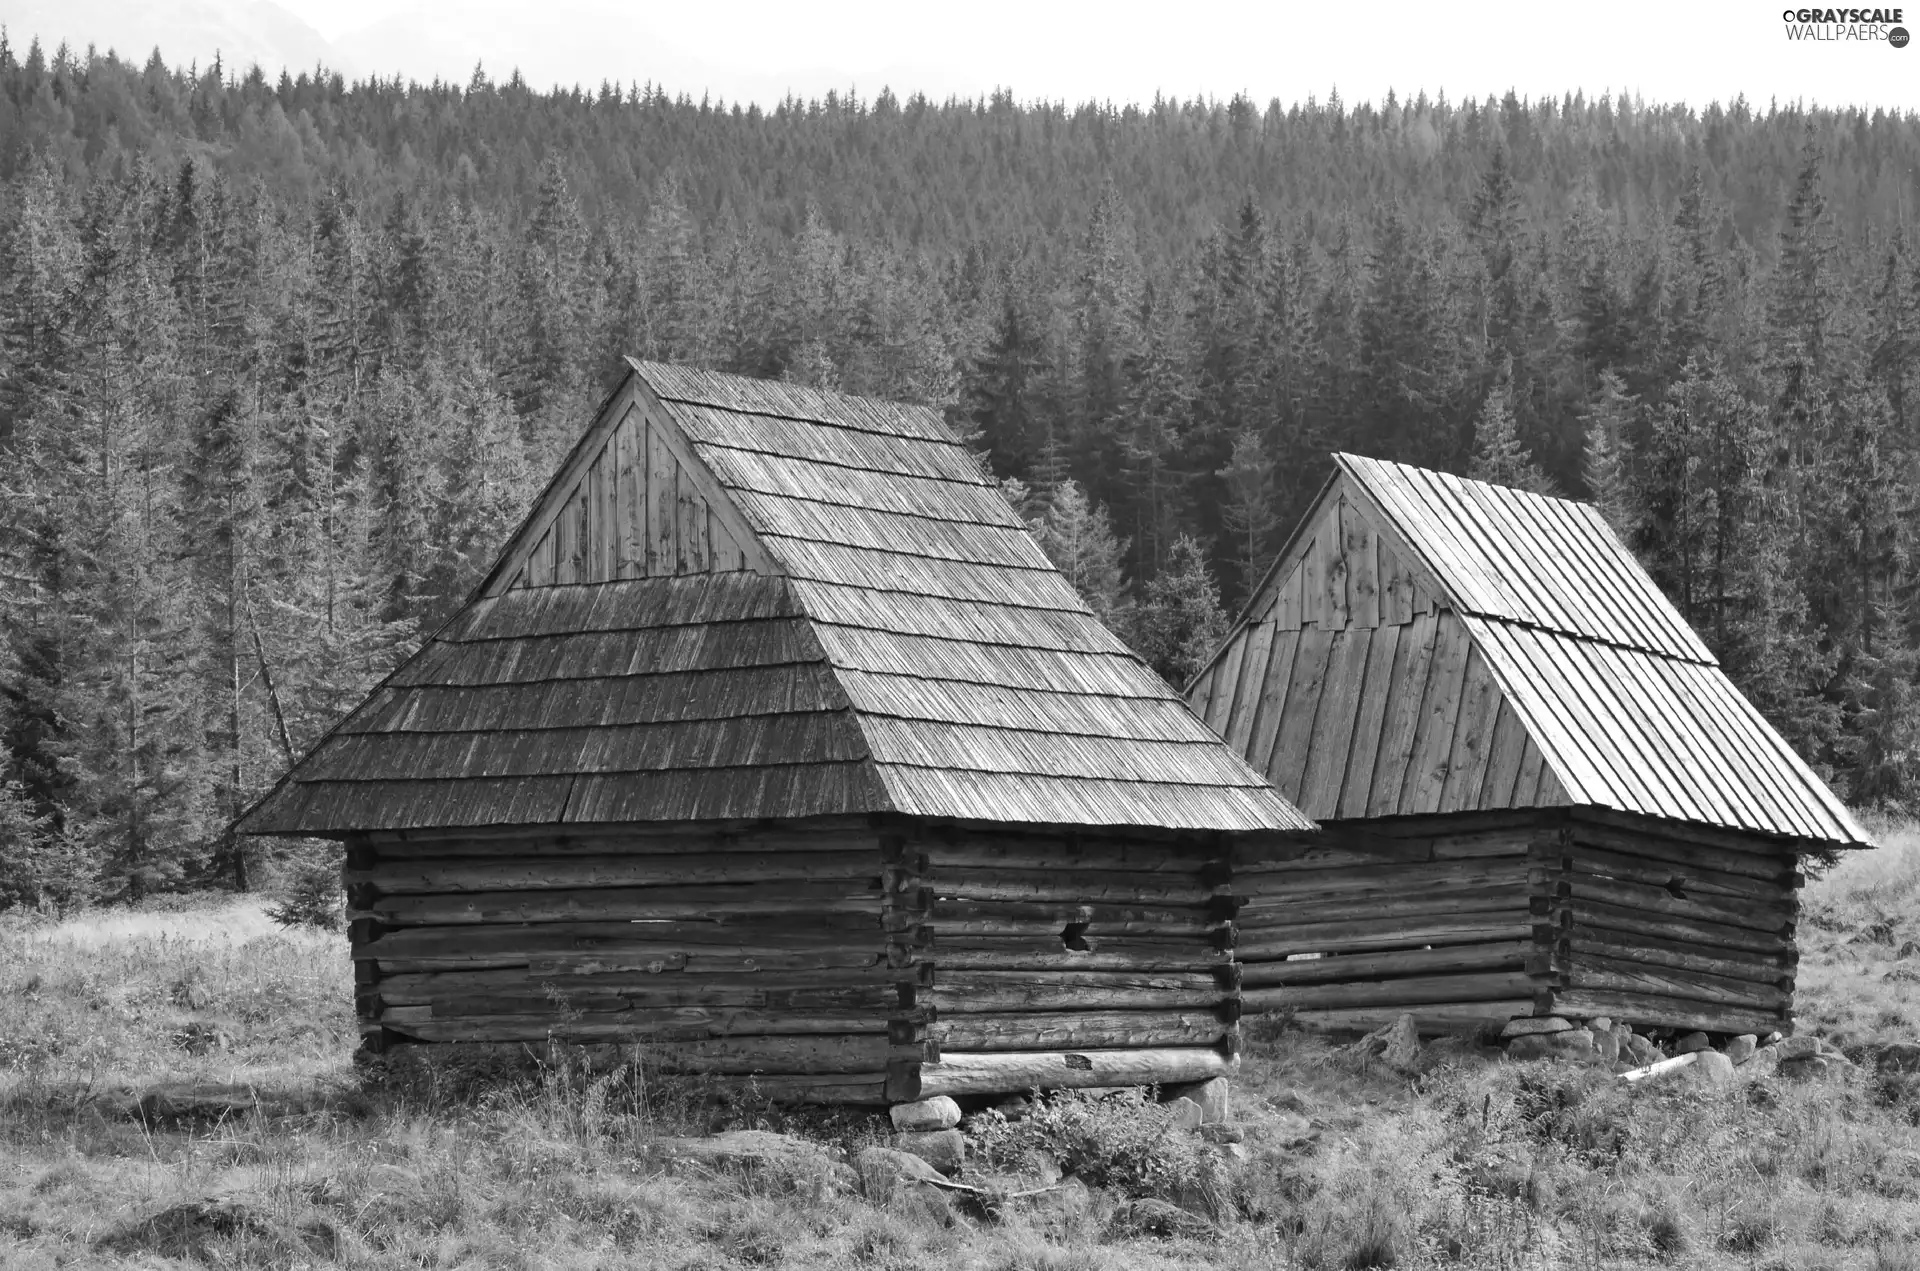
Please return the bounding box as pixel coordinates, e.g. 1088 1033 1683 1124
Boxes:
491 383 764 594
919 828 1238 1064
1188 457 1868 846
1231 815 1546 1031
1186 490 1559 822
349 824 932 1089
1231 809 1805 1036
1540 813 1801 1034
350 819 1256 1102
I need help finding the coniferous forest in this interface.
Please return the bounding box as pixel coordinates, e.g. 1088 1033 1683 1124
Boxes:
4 35 1920 905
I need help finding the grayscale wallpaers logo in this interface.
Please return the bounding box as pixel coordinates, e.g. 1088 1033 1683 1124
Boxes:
1781 6 1909 42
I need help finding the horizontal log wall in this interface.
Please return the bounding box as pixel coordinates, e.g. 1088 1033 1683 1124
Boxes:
1236 812 1548 1032
349 822 924 1103
913 828 1237 1096
1543 812 1802 1035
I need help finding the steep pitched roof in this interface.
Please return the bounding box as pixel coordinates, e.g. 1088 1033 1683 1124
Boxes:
1333 453 1865 846
239 363 1309 836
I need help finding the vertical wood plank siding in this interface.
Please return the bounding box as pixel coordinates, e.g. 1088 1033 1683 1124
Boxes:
1189 476 1527 822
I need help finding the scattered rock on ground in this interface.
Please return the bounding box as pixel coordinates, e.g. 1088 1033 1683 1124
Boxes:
1107 1198 1219 1241
1625 1035 1660 1066
889 1096 961 1132
1166 1097 1204 1131
1675 1032 1711 1055
1199 1122 1245 1145
1684 1051 1737 1086
1501 1016 1572 1039
1775 1035 1820 1060
1742 1046 1783 1079
854 1146 952 1215
1594 1030 1622 1064
1781 1053 1853 1082
1588 1016 1613 1034
1163 1076 1230 1123
1724 1034 1758 1065
1350 1012 1423 1072
893 1129 965 1175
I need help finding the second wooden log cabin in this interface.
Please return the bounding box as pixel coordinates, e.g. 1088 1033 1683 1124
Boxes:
236 361 1315 1102
1186 453 1872 1038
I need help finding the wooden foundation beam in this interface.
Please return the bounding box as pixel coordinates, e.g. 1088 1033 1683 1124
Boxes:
913 1046 1233 1099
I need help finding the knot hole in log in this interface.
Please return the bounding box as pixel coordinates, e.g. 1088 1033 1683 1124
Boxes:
1060 921 1091 952
1664 876 1689 899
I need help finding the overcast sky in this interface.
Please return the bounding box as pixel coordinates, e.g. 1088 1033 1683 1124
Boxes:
4 0 1918 111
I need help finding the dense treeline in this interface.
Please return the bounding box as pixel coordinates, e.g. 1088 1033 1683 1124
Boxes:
3 33 1920 905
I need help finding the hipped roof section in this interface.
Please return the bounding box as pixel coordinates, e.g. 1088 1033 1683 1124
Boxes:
1332 452 1869 848
238 362 1310 836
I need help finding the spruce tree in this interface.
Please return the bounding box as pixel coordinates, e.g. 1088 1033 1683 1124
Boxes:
1580 370 1639 534
1029 479 1127 627
1133 535 1229 687
1217 427 1279 605
1468 376 1555 494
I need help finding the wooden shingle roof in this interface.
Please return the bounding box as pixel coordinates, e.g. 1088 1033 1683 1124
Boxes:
1334 453 1869 847
238 363 1309 836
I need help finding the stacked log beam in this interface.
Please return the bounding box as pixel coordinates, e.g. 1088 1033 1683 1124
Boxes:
912 829 1238 1096
1236 814 1548 1030
348 822 913 1102
1541 814 1801 1035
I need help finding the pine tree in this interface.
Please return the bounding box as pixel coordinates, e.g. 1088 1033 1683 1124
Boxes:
1468 375 1554 494
1581 369 1639 534
1132 535 1228 687
1029 479 1127 627
1217 427 1279 605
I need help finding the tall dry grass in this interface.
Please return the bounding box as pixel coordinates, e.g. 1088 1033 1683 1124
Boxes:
1 842 1919 1268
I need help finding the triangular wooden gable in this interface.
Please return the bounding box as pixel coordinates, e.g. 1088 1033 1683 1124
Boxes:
1187 470 1567 821
480 369 780 596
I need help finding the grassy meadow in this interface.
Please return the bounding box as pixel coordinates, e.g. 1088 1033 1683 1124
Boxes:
1 828 1919 1269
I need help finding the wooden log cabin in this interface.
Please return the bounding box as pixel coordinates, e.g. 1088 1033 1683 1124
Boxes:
237 361 1313 1104
1185 453 1872 1039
